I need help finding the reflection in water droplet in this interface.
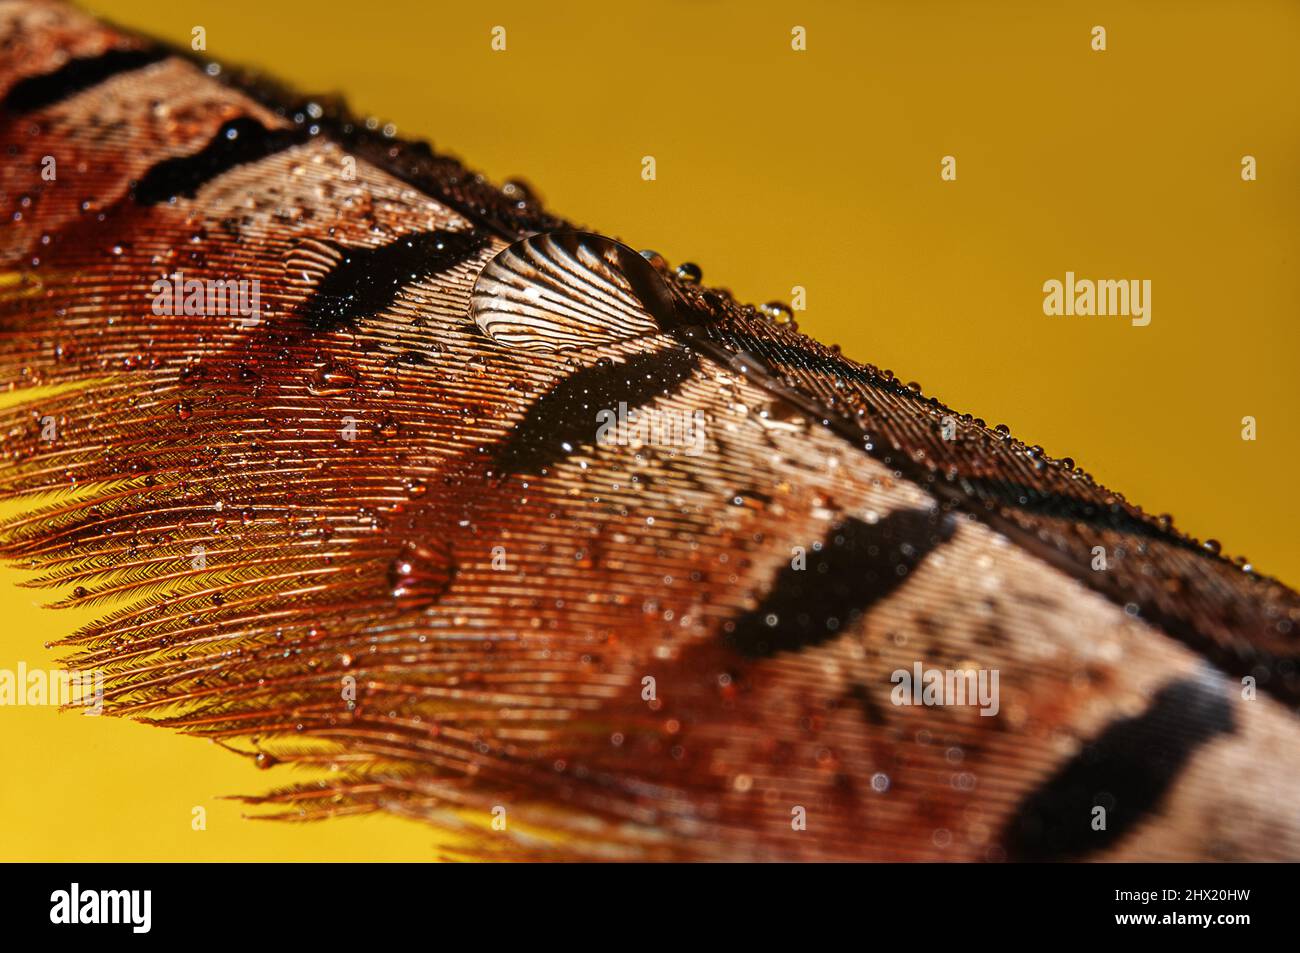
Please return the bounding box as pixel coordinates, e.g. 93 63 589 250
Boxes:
387 540 456 610
471 232 676 352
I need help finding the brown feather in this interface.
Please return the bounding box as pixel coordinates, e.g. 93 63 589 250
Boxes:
1 0 1297 860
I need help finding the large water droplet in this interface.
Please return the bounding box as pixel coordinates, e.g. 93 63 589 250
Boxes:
470 232 676 352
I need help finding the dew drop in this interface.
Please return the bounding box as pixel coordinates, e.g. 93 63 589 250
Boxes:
501 178 540 206
387 540 456 610
760 301 793 324
675 262 702 284
471 231 675 352
638 248 666 270
308 361 359 395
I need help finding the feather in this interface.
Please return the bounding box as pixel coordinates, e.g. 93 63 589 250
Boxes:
1 0 1297 861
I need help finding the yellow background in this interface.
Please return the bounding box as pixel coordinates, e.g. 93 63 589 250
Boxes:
1 0 1296 860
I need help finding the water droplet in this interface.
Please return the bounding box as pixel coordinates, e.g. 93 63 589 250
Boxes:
387 540 456 610
471 231 675 352
308 361 359 395
675 262 702 284
638 249 666 270
760 301 793 324
502 178 540 206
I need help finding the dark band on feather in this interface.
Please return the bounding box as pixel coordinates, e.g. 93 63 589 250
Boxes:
133 116 308 205
299 230 489 332
846 681 889 726
682 325 1300 707
493 348 699 477
1 47 166 113
1003 673 1236 861
957 476 1211 555
726 507 957 658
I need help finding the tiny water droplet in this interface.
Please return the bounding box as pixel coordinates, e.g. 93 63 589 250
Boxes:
675 262 702 284
760 301 793 324
502 178 540 205
387 540 456 610
308 361 359 395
